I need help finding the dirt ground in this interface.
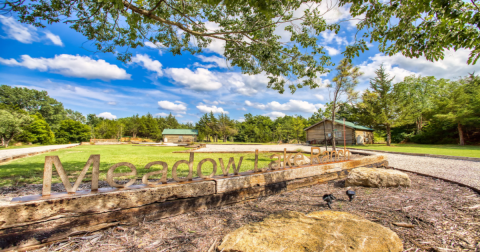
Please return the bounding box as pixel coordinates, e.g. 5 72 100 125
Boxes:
24 171 480 252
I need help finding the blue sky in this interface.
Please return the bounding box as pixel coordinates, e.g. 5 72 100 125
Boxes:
1 3 479 124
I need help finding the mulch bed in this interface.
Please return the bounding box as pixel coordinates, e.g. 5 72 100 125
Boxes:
27 171 480 252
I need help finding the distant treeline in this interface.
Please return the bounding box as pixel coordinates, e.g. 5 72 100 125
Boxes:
1 68 479 147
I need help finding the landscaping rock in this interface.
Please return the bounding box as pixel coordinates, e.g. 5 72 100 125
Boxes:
345 167 411 187
218 210 403 252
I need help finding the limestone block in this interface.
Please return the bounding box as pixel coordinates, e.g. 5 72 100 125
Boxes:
345 167 411 188
218 210 403 252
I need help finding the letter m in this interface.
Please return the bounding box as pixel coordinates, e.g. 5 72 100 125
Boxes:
42 155 100 196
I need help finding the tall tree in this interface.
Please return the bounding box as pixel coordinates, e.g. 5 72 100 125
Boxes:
292 116 306 143
328 59 362 150
0 108 34 147
434 74 480 145
0 85 66 130
66 109 86 124
217 113 237 142
359 65 397 145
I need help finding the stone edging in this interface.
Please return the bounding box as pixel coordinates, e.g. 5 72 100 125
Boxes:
0 154 386 251
348 148 480 162
0 145 79 164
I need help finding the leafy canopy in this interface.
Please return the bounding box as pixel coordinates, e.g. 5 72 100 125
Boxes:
343 0 480 64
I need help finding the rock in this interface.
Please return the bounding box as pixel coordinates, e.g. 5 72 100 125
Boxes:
279 154 311 167
345 167 411 188
218 210 403 252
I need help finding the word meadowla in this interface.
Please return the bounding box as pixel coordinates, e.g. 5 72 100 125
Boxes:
41 148 351 196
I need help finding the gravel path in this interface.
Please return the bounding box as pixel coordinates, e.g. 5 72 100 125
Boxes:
351 149 480 191
0 144 79 160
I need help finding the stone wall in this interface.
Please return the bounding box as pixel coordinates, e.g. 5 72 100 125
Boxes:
0 153 386 250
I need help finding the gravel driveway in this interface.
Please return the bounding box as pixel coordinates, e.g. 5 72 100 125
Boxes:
0 144 79 160
351 149 480 191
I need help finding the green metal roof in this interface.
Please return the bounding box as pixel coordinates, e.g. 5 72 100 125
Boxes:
162 129 199 135
304 119 374 131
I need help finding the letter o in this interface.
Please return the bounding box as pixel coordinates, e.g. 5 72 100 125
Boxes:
197 158 217 178
107 162 137 188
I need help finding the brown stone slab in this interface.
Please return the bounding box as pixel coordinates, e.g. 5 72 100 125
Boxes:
1 179 215 229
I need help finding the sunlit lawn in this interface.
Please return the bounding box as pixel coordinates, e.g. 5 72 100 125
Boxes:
0 145 282 187
348 143 480 158
200 141 276 145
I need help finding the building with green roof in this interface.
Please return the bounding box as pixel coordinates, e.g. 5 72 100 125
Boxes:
162 129 198 143
304 119 374 145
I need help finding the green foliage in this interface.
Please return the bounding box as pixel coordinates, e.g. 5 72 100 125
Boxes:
17 113 55 145
6 0 339 93
0 108 34 147
0 85 67 131
55 120 91 143
343 0 480 64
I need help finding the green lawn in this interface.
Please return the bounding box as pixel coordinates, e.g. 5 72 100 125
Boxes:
0 144 43 150
199 141 276 145
0 145 281 187
348 144 480 158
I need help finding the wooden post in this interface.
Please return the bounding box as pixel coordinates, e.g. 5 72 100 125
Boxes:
254 149 258 172
283 148 287 168
323 119 327 151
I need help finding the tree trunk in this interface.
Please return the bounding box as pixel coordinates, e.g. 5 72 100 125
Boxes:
133 132 137 138
332 112 336 151
386 124 391 146
458 123 465 146
1 136 4 147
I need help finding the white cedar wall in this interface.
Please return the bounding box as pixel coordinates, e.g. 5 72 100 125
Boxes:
163 135 197 143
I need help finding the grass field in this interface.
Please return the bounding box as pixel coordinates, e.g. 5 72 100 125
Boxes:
0 145 282 187
349 144 480 158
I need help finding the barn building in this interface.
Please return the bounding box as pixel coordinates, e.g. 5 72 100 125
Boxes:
162 129 198 143
304 119 374 145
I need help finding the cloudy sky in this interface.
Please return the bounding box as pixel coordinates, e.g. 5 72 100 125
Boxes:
1 3 479 123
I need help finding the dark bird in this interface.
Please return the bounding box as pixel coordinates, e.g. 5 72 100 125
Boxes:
346 190 356 202
323 194 336 209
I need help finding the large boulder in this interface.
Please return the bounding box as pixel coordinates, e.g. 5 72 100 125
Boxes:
218 211 403 252
345 167 411 188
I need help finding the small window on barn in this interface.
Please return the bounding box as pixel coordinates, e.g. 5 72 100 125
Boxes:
335 131 342 138
179 136 183 142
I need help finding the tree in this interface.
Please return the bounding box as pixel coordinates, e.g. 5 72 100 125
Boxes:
4 1 343 93
292 116 306 143
358 65 397 146
56 119 91 143
434 74 480 145
0 85 66 130
394 76 450 133
343 0 480 64
66 109 86 124
217 113 237 142
0 109 33 147
328 58 362 150
17 113 55 145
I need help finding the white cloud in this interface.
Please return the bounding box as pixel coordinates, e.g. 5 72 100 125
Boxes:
165 67 222 91
131 54 163 77
226 72 270 96
158 101 187 113
145 41 166 55
196 55 228 68
315 94 326 101
263 111 286 119
358 49 480 83
97 112 117 120
321 30 348 45
176 114 184 118
0 15 36 43
108 101 117 105
203 22 226 55
196 104 228 114
238 117 245 122
155 112 169 117
245 99 324 113
0 15 64 46
44 31 63 46
0 54 131 81
324 46 340 56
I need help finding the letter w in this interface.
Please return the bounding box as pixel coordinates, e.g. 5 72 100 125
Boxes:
42 155 100 196
218 157 243 176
